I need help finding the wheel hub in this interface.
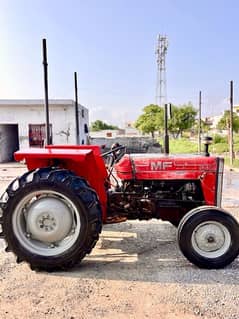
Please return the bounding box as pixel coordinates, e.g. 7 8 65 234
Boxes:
194 224 225 252
192 221 231 258
26 197 73 243
38 214 57 231
207 235 215 243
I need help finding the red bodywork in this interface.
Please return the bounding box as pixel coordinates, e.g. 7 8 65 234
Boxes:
14 145 108 220
114 154 221 206
14 146 223 222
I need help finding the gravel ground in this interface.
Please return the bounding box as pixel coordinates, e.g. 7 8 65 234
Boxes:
0 163 238 319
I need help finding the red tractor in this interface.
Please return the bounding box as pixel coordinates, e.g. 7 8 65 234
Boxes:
0 143 239 271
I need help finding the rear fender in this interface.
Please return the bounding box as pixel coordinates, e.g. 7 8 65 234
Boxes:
14 146 108 220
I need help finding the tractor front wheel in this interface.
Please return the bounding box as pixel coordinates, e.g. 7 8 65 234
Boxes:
1 168 102 271
177 206 239 269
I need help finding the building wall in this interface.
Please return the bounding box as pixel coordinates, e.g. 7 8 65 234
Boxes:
50 103 89 145
0 100 89 149
234 105 239 115
78 106 89 145
90 130 123 138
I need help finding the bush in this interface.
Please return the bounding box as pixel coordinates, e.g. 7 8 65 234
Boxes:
211 143 229 154
213 134 227 144
234 134 239 144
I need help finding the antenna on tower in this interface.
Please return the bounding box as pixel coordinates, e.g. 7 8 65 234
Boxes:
155 34 168 107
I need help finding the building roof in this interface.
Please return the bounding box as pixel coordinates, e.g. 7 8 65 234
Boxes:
0 99 74 106
0 99 88 111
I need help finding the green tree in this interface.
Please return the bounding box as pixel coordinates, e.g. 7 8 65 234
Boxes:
217 110 239 132
135 104 163 137
90 120 119 131
169 103 197 138
193 119 211 135
135 102 197 138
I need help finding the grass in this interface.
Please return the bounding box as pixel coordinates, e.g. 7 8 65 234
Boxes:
159 138 198 154
158 136 239 169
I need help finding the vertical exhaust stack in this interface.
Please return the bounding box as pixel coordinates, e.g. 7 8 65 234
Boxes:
74 72 80 145
42 38 51 145
198 91 202 153
164 103 169 155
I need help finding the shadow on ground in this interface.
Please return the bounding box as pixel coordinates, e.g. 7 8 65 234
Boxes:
53 220 239 285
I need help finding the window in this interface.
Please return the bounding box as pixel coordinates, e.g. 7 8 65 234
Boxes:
84 124 88 133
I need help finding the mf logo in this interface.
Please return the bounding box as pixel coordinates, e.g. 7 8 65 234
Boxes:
150 161 173 170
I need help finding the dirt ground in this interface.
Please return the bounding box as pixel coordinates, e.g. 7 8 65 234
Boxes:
0 163 238 319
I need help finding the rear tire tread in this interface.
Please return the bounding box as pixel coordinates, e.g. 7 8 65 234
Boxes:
1 168 102 271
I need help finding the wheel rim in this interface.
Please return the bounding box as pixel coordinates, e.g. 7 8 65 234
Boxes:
191 221 231 259
12 190 81 256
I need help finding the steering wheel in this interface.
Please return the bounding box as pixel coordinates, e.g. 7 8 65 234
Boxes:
101 145 126 168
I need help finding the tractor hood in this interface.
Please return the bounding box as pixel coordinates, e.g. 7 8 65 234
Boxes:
114 153 221 180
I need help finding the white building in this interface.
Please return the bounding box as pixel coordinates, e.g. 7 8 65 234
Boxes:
233 105 239 115
89 122 141 139
204 115 223 129
0 99 89 162
123 122 141 136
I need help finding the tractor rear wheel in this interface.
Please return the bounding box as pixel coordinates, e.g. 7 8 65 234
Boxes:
177 206 239 269
0 168 102 271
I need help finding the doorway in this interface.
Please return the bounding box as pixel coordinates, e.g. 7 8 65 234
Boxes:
0 124 20 162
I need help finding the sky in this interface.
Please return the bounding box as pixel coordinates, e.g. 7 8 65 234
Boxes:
1 0 239 127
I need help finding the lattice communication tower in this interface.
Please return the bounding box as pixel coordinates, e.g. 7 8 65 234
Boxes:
155 35 168 107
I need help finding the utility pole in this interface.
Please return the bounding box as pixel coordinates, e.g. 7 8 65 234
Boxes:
42 38 51 145
229 80 234 165
164 104 169 154
198 91 202 153
74 72 80 144
155 34 168 107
